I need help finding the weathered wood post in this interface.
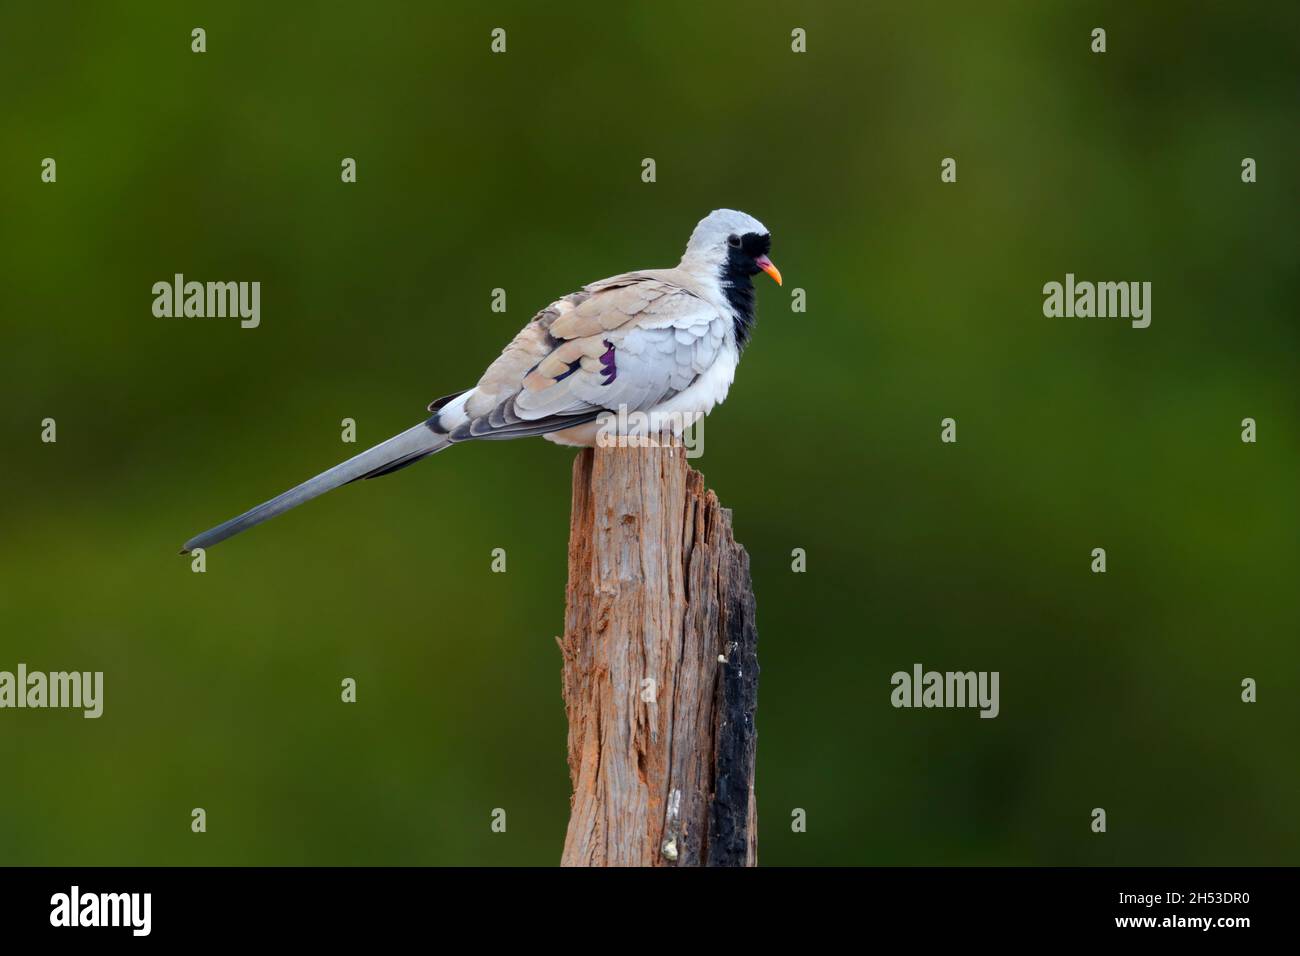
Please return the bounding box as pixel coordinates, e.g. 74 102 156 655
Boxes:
558 443 759 866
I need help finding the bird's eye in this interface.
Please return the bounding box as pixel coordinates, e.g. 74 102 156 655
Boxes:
727 235 742 248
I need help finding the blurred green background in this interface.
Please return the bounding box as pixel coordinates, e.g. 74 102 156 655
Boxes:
1 1 1297 866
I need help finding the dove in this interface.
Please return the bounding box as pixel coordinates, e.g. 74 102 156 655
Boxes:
180 209 781 553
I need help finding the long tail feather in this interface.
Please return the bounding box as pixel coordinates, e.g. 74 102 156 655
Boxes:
180 422 450 553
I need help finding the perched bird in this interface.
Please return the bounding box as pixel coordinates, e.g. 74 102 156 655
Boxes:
181 209 781 552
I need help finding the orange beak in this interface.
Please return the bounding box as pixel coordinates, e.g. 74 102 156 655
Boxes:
755 254 782 286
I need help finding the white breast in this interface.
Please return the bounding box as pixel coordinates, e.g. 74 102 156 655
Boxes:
646 338 738 420
541 337 739 448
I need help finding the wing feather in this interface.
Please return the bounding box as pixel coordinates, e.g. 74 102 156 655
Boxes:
435 271 725 441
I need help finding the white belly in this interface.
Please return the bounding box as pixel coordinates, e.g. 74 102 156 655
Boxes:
544 341 738 447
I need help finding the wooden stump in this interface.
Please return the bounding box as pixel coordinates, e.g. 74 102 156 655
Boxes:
558 444 759 867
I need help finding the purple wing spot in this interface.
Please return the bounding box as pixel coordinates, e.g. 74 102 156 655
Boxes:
553 358 582 383
599 340 617 384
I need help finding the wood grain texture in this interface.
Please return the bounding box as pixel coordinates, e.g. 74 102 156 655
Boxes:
559 444 759 866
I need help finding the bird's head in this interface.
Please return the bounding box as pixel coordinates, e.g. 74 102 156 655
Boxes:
680 208 781 287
